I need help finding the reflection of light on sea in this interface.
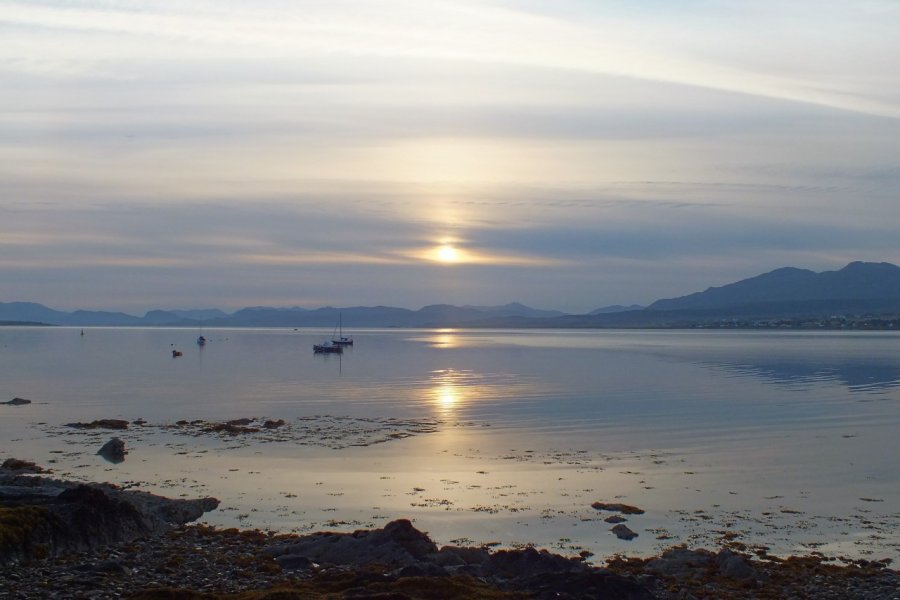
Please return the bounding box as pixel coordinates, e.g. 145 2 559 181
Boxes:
431 329 458 349
428 369 467 415
436 382 460 410
424 367 548 419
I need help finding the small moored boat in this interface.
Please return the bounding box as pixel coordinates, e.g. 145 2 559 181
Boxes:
313 341 343 354
331 314 353 346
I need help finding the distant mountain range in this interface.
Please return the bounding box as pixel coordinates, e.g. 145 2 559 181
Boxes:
3 262 900 328
0 301 564 328
589 304 645 315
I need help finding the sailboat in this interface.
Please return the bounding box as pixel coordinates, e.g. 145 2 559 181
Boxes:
313 341 343 354
331 313 353 346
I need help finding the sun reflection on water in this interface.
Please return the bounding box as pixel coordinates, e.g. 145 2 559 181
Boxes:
431 329 458 349
428 369 468 415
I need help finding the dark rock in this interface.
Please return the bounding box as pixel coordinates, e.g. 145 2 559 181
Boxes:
591 502 645 515
4 397 31 406
429 550 465 568
206 422 259 435
227 418 254 426
604 515 628 524
66 419 129 430
92 560 131 576
266 520 655 599
367 518 439 560
268 521 454 570
482 546 588 579
437 545 490 565
1 458 47 473
611 524 639 540
275 554 314 571
716 549 756 580
392 562 448 578
645 548 715 577
0 473 219 564
263 419 286 429
97 438 127 463
517 569 655 600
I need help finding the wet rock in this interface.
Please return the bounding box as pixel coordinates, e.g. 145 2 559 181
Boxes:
645 548 715 577
226 418 254 426
518 569 655 600
263 419 286 429
435 545 490 568
267 520 654 598
270 519 438 568
97 438 127 463
392 562 449 578
66 419 129 430
84 560 131 576
275 554 314 571
368 518 439 560
3 397 31 405
0 473 219 564
604 515 628 524
1 458 47 473
591 502 645 515
481 546 588 579
611 524 639 540
716 548 755 580
438 545 490 566
205 422 259 435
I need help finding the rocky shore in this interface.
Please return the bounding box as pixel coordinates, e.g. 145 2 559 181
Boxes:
2 462 898 599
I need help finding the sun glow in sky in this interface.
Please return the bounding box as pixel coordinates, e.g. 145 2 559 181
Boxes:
436 245 461 264
1 1 899 312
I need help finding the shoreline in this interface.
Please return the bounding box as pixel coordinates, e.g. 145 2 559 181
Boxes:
3 514 898 600
5 409 898 566
2 466 897 599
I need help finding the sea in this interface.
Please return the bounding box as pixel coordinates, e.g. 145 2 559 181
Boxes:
1 327 898 562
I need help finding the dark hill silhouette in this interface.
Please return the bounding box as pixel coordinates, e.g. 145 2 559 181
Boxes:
648 262 900 312
590 304 645 315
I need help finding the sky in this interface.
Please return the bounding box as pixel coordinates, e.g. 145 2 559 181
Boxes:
1 0 899 314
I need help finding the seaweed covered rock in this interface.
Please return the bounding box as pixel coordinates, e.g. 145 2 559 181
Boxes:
268 519 654 598
0 467 218 564
65 419 129 430
0 458 46 474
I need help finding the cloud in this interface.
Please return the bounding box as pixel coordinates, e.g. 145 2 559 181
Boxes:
1 1 899 312
3 0 899 117
2 177 898 313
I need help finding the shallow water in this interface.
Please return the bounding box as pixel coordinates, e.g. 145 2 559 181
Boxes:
1 327 898 561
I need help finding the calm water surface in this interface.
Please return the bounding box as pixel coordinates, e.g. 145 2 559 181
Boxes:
1 328 898 561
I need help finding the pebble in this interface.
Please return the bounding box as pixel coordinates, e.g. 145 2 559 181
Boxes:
2 524 895 599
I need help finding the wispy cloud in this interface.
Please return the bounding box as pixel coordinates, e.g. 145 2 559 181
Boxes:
3 1 897 117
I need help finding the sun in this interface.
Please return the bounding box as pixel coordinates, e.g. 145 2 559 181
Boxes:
435 244 460 263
